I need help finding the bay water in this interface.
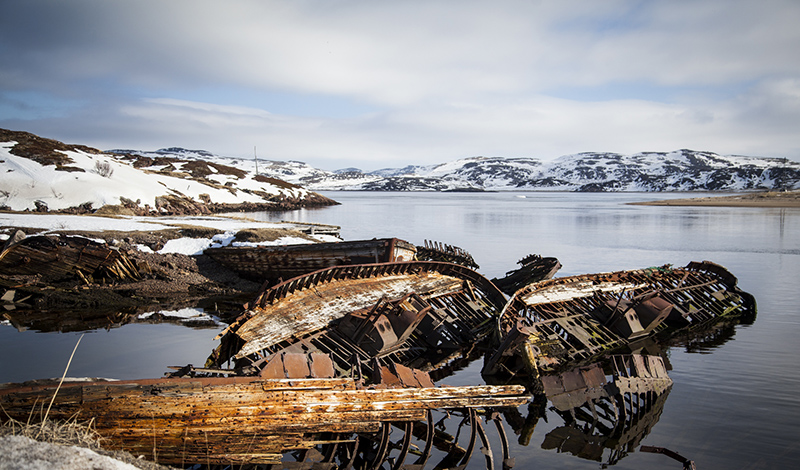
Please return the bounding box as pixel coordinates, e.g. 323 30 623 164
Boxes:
2 191 798 469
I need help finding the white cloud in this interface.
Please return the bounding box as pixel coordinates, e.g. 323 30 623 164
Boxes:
1 0 800 168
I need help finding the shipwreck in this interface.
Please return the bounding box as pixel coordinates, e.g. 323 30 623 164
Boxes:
483 261 757 378
0 225 756 469
208 260 508 379
204 237 417 284
490 253 562 295
0 373 529 467
0 231 140 286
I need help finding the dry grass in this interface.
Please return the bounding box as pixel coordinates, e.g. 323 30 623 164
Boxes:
0 414 103 450
0 416 175 470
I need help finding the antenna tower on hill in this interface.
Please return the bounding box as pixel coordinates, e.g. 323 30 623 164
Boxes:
254 146 259 176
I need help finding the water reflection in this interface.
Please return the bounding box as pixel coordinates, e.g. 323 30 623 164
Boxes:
2 304 228 333
669 310 757 354
535 355 673 467
3 192 795 468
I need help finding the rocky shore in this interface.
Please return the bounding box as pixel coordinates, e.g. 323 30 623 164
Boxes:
0 224 329 320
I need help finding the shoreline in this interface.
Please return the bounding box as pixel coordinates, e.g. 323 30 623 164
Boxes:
629 190 800 208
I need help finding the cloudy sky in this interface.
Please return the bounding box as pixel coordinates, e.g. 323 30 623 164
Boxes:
1 0 799 170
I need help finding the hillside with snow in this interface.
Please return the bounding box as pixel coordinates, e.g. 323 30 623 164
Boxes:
0 129 336 214
261 150 800 192
3 129 799 210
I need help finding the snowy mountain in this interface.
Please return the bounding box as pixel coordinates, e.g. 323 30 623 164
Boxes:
0 129 336 214
255 151 800 192
4 128 798 216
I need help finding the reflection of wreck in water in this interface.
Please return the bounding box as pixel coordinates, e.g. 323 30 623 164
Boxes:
1 304 227 333
483 261 757 378
538 354 673 466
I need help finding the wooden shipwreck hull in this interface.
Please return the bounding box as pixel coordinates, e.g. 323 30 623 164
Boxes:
483 261 756 376
490 253 562 295
0 232 140 284
0 376 529 466
210 261 508 378
204 237 417 284
415 239 480 269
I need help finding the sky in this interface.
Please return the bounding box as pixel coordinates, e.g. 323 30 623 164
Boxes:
1 0 799 171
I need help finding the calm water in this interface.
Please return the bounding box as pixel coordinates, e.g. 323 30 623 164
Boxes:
2 191 799 469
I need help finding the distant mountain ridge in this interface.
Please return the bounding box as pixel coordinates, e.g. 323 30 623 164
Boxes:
4 127 798 214
245 149 800 192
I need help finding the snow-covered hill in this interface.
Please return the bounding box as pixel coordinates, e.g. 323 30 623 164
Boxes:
0 129 336 214
4 128 798 213
255 150 800 192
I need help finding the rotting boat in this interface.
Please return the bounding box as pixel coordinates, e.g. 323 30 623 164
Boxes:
0 371 529 466
490 253 562 295
207 260 508 379
483 261 756 378
203 237 417 284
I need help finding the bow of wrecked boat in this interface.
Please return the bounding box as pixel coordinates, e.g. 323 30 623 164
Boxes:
482 260 757 379
208 260 508 380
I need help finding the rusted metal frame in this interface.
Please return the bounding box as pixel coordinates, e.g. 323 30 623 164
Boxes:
640 445 697 470
557 316 616 353
537 316 623 367
459 408 480 469
338 435 361 470
246 296 484 380
254 260 504 310
687 260 738 287
351 296 391 345
487 412 513 470
448 292 494 332
659 280 738 324
318 432 340 464
225 261 506 371
318 329 376 373
693 284 737 317
390 421 413 470
429 411 468 469
516 301 565 325
423 294 482 340
408 409 435 469
425 295 479 343
367 422 392 470
300 330 369 376
434 292 475 328
310 334 358 370
474 413 495 470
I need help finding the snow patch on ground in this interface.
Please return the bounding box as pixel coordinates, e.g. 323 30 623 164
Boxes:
158 237 216 256
0 213 339 254
0 213 177 233
0 435 140 470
